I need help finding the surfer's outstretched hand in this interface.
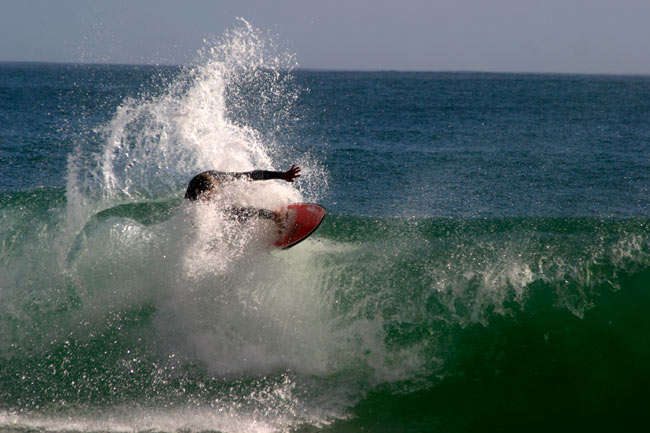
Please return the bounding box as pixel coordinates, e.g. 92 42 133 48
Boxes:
282 164 301 182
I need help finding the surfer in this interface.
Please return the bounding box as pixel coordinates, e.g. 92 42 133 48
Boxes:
184 164 301 223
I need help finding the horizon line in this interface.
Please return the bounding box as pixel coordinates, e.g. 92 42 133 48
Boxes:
1 59 649 78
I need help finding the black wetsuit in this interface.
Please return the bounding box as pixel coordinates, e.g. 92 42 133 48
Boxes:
185 170 284 221
195 170 285 184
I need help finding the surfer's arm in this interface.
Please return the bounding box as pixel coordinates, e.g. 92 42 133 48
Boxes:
215 165 301 183
225 207 289 230
238 170 285 181
226 206 277 222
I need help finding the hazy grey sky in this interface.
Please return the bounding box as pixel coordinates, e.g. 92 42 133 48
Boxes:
2 0 650 74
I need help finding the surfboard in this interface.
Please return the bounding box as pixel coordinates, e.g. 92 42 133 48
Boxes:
274 203 325 249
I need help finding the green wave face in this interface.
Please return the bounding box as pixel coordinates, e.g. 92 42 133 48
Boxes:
2 189 650 432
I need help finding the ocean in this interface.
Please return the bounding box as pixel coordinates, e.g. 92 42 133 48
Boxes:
2 23 650 433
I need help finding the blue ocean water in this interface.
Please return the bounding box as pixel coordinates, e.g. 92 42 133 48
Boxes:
1 25 650 433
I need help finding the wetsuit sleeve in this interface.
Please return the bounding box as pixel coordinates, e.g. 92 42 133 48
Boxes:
225 206 276 222
205 170 283 181
236 170 284 181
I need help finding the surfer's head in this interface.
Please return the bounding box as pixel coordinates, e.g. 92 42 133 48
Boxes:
184 172 221 201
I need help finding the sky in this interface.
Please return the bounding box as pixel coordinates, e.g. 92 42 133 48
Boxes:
2 0 650 74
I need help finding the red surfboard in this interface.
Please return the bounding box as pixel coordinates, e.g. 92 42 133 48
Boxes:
274 203 326 249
